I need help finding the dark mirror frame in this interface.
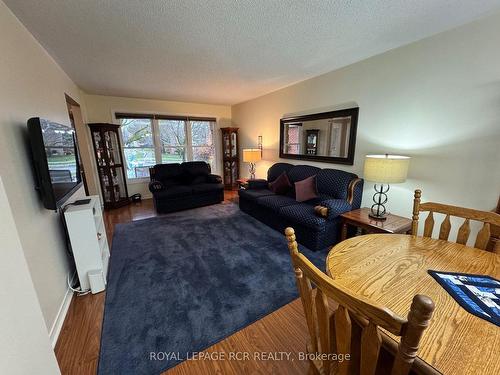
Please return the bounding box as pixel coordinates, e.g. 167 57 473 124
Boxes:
279 107 359 165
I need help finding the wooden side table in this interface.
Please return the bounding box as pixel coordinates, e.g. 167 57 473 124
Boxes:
236 178 249 190
340 207 412 240
236 178 267 190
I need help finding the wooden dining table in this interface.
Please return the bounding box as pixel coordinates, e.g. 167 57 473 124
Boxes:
326 234 500 375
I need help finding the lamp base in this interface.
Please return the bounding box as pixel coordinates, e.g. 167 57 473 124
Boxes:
370 183 390 221
369 212 387 221
248 163 256 180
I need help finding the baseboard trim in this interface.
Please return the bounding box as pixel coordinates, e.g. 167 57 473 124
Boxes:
49 283 74 348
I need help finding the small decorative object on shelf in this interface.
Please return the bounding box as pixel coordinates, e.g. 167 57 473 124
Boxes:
88 123 129 209
305 129 319 155
242 148 261 180
221 127 239 189
363 154 410 220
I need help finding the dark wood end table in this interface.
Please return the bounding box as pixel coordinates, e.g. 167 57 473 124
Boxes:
340 207 412 240
236 178 249 190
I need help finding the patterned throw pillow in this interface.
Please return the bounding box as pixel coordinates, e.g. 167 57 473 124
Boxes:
269 172 292 195
295 175 318 202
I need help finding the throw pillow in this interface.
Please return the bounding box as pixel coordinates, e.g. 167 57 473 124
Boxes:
269 172 292 195
295 175 318 202
191 175 207 184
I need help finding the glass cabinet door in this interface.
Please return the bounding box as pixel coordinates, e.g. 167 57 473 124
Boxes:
223 133 231 157
89 123 129 209
230 131 237 157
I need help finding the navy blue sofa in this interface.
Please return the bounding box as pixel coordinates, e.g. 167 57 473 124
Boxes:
238 163 363 251
149 161 224 213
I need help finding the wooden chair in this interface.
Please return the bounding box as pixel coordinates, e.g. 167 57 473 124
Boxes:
412 190 500 251
285 227 436 375
486 195 500 252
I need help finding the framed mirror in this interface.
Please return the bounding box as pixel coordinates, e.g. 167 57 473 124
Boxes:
279 107 358 165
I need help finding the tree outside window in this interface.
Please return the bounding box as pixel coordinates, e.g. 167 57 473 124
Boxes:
119 116 217 179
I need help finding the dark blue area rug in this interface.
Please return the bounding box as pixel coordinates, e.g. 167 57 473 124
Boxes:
98 203 328 375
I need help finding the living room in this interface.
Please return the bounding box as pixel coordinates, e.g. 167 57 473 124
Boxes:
1 1 499 375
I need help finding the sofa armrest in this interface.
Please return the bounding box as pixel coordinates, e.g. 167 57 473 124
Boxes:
149 180 165 193
206 174 222 184
317 199 352 220
347 178 364 208
247 179 268 190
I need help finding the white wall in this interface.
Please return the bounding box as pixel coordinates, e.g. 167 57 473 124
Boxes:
0 0 86 333
83 94 232 198
0 176 60 375
232 12 500 239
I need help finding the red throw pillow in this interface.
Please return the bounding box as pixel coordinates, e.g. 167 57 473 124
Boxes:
295 175 318 202
269 172 292 195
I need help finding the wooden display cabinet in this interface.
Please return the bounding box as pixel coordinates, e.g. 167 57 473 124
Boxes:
88 123 129 209
221 127 239 189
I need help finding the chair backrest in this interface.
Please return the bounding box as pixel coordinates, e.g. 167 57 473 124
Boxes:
487 195 500 251
412 190 500 251
285 227 435 375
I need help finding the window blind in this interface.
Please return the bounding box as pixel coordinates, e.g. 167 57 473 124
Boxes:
115 112 216 122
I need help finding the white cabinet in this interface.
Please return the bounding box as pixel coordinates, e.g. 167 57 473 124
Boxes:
64 195 110 293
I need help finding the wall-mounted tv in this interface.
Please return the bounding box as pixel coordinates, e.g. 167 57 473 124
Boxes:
28 117 82 210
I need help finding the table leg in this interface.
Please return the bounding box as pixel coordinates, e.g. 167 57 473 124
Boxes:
341 222 348 240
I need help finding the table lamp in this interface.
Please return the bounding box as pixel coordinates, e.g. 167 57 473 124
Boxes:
242 148 261 180
363 154 410 220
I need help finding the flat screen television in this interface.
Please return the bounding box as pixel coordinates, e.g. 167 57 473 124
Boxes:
28 117 82 210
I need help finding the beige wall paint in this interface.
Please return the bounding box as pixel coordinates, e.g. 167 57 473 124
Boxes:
0 176 60 375
83 94 232 197
0 1 86 331
232 12 500 240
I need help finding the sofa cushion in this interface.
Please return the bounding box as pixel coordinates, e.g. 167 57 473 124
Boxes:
238 189 275 201
154 186 193 199
316 168 358 200
152 163 183 184
256 195 298 212
279 203 327 230
192 183 224 194
287 165 321 183
181 161 211 184
301 194 333 206
191 175 208 184
267 162 293 183
295 175 319 202
269 172 292 195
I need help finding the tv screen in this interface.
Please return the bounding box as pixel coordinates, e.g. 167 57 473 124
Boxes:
28 117 82 210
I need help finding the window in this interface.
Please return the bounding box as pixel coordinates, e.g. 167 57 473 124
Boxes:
158 120 186 163
190 121 215 168
116 113 217 180
285 124 301 154
120 118 155 179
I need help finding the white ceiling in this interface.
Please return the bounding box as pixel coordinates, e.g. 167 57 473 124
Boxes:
5 0 500 105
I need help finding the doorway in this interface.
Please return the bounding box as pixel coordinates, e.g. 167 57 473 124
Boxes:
65 94 89 195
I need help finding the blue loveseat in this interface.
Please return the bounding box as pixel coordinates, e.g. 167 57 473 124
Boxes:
238 163 363 251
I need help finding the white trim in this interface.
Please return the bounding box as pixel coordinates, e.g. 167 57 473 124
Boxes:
49 282 74 348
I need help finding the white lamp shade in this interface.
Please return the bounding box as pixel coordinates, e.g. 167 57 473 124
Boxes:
364 155 410 183
243 149 261 163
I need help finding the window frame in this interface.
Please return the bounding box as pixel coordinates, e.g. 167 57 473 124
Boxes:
115 112 218 183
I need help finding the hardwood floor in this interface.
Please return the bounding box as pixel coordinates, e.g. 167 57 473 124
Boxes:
55 191 310 374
